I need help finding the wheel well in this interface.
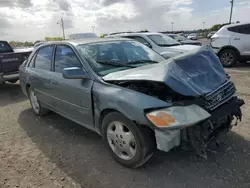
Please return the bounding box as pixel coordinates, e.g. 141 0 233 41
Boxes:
98 108 118 134
218 46 240 57
98 108 154 136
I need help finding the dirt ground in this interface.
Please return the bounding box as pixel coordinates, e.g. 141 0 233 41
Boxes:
1 66 250 188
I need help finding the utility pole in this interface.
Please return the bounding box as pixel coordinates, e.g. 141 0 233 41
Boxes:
91 26 95 33
203 22 205 30
57 18 65 40
229 0 234 24
171 22 174 32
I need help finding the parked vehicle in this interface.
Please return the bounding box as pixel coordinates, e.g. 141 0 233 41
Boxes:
106 32 199 59
19 38 244 168
187 33 198 40
0 40 32 84
207 31 216 39
167 34 202 45
69 33 98 40
211 23 250 67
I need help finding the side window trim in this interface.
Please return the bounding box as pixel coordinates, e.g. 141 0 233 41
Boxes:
27 51 38 67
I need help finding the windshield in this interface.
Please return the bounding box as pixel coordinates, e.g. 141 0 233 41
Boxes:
77 40 164 76
175 35 186 41
147 34 180 47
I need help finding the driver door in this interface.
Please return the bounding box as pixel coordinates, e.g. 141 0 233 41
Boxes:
50 44 94 129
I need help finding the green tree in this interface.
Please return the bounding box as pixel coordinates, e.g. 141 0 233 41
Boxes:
45 37 63 41
100 33 107 38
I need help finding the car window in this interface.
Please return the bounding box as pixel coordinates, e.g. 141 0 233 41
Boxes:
54 45 82 73
126 36 151 46
77 40 165 76
238 24 250 34
34 46 54 71
147 34 180 46
228 26 240 33
0 41 14 53
228 25 250 34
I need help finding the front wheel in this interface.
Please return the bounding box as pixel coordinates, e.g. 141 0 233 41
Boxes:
28 87 49 116
219 49 239 67
102 112 156 168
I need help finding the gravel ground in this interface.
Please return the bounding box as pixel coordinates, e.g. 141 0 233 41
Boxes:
1 67 250 188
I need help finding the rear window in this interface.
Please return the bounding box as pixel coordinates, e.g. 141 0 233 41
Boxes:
228 24 250 34
0 41 14 53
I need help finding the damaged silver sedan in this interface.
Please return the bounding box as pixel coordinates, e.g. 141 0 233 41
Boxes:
19 38 244 168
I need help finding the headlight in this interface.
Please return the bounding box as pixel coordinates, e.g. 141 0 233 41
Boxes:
146 105 210 129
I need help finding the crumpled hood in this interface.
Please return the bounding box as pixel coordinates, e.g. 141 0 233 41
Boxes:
103 46 227 96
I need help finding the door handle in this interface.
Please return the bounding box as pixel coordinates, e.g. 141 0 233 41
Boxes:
233 37 240 40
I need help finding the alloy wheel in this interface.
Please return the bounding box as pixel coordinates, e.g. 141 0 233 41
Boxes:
107 121 137 160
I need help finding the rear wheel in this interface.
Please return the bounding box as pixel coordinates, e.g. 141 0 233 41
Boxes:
102 112 156 168
28 87 49 116
219 49 239 67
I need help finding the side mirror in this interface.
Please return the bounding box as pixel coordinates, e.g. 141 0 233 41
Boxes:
62 67 88 79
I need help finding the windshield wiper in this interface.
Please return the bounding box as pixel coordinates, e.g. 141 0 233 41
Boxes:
128 59 159 65
158 44 180 47
96 60 136 68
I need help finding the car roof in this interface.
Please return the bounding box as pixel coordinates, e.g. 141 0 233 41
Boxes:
107 32 164 37
222 22 250 29
38 38 132 47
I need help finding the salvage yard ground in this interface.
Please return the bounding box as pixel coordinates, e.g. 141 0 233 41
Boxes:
1 65 250 188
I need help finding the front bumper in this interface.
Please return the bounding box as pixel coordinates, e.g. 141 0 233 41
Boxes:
155 97 244 156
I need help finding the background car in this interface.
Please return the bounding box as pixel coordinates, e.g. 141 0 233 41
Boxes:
106 32 199 59
167 34 202 46
187 33 198 40
68 33 98 40
211 23 250 67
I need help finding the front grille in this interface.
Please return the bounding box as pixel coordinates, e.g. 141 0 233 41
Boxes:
204 81 236 111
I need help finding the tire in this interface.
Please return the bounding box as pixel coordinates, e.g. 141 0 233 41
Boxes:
219 49 239 67
102 112 156 168
8 79 18 84
27 87 49 116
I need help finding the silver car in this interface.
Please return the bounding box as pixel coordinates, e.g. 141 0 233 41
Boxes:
19 38 244 168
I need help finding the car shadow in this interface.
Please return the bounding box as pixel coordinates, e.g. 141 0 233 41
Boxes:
18 109 250 188
0 83 27 107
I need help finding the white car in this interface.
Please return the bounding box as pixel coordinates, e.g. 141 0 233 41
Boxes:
211 23 250 67
187 33 198 40
106 32 199 59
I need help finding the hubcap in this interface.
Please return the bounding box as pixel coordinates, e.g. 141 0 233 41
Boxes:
107 121 136 160
221 52 234 65
30 90 40 113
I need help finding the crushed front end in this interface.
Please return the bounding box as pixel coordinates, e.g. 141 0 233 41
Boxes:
151 80 244 158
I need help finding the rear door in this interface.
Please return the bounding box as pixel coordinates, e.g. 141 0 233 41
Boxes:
50 44 94 129
28 45 55 108
229 24 250 56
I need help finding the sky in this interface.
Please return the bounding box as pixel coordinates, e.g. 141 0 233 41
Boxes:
0 0 249 41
